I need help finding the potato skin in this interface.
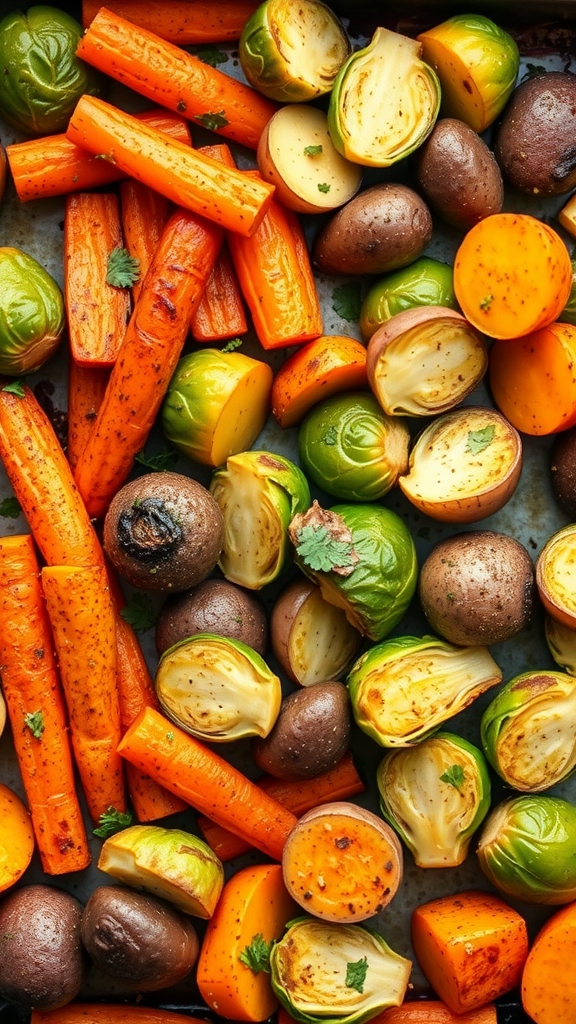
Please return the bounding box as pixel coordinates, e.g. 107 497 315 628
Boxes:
416 118 503 229
0 885 87 1010
418 530 534 646
156 578 268 655
494 71 576 196
551 425 576 518
312 183 432 276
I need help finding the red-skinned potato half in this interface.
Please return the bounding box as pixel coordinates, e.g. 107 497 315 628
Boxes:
366 305 488 417
536 524 576 630
271 335 368 428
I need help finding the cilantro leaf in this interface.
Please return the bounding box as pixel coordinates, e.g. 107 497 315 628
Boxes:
332 282 361 322
346 957 368 993
522 63 547 81
239 933 273 974
304 144 323 156
135 446 179 472
192 44 228 67
24 710 44 739
296 524 355 573
119 592 156 632
93 806 133 838
106 247 140 289
441 764 465 789
0 496 22 518
2 380 25 397
317 182 331 194
466 425 495 455
221 337 243 353
322 426 338 446
194 110 229 131
479 294 493 311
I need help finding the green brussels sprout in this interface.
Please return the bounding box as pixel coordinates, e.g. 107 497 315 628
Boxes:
0 247 65 375
377 732 491 868
155 633 282 742
210 450 311 589
347 635 502 747
239 0 350 102
98 824 224 918
328 26 440 167
0 6 105 137
477 794 576 904
480 670 576 792
417 14 520 133
289 500 417 641
360 258 458 341
269 917 412 1024
297 393 410 502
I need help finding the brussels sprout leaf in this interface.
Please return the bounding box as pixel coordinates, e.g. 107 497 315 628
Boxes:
2 380 25 397
24 710 44 739
346 956 368 993
192 44 228 67
332 282 361 321
441 764 465 789
296 524 356 573
466 425 495 455
0 496 21 518
135 446 179 472
106 247 141 288
120 592 156 632
239 933 273 974
93 806 133 838
195 110 229 130
221 337 243 353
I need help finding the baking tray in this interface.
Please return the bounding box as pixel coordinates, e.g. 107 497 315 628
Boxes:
0 0 575 1018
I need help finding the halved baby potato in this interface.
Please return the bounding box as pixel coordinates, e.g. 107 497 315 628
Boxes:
536 525 576 630
257 104 363 214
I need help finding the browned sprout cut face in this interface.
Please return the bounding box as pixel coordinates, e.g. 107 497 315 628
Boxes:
546 614 576 676
536 524 576 630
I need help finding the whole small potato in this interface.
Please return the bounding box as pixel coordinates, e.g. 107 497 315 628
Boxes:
252 681 351 780
418 530 534 646
312 183 433 276
416 118 504 229
156 578 268 656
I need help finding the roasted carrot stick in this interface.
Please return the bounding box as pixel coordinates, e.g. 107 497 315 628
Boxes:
67 358 111 472
76 7 278 150
32 1007 207 1024
66 96 274 237
191 244 248 342
82 0 259 43
73 205 223 520
118 707 298 862
0 384 105 568
65 192 131 367
197 752 366 861
6 107 192 203
0 535 90 875
41 564 126 824
119 179 169 305
371 1003 497 1024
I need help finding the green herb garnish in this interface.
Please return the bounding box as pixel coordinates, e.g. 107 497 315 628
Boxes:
119 592 156 632
466 425 496 455
135 446 179 472
222 337 243 353
193 44 228 67
332 282 361 322
195 110 229 131
304 144 323 156
441 764 466 789
2 380 25 397
239 933 273 974
24 710 44 739
479 294 493 311
0 496 21 518
296 524 355 573
346 957 369 993
93 806 133 838
317 182 331 193
106 247 140 289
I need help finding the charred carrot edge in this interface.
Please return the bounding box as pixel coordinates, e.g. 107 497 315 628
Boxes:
41 564 126 824
73 205 223 520
67 358 111 472
0 384 105 568
6 108 192 203
76 6 278 150
117 706 298 862
31 1006 208 1023
119 179 170 305
191 243 248 341
0 535 91 875
66 96 274 237
65 192 131 367
197 752 366 861
82 0 259 43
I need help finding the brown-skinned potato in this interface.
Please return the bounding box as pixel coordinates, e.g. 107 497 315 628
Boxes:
156 578 268 656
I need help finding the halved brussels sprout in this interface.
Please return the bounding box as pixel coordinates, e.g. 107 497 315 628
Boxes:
360 258 457 341
289 500 417 641
377 732 491 867
210 450 311 589
98 825 224 918
239 0 350 102
297 393 410 502
0 247 65 375
480 670 576 792
155 633 282 742
270 917 412 1024
347 635 502 747
328 27 440 167
0 6 104 137
545 614 576 676
477 795 576 904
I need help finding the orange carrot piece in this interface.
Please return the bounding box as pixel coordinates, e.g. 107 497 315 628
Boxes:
0 782 35 892
411 890 529 1014
41 564 126 824
65 192 131 367
32 1008 208 1024
0 535 90 875
305 1004 496 1024
0 384 105 568
453 212 572 339
67 358 110 472
73 206 223 520
117 706 298 862
76 7 278 150
82 0 259 43
119 179 169 304
197 752 366 861
271 335 369 427
191 244 248 341
67 96 274 237
6 107 192 203
197 864 298 1021
521 901 576 1024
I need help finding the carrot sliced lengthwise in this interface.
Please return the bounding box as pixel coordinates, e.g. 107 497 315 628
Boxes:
73 206 223 520
324 1003 497 1024
66 96 274 237
0 536 90 875
6 107 192 203
82 0 259 43
41 564 126 824
67 359 110 472
191 244 248 342
117 706 298 862
31 1008 207 1024
76 7 278 150
119 179 169 305
65 192 131 366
